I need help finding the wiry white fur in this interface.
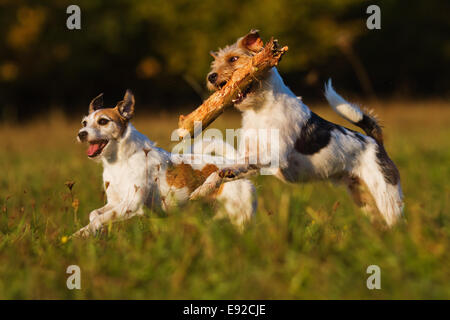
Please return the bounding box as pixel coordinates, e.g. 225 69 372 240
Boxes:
352 135 404 226
216 179 257 231
324 79 364 123
215 67 403 226
238 69 310 168
74 121 256 237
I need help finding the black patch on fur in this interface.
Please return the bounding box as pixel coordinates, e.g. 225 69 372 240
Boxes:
334 125 348 135
295 112 336 155
353 133 366 143
376 144 400 185
355 114 382 144
295 112 367 155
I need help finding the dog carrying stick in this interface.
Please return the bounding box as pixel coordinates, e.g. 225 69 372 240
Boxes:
177 38 288 138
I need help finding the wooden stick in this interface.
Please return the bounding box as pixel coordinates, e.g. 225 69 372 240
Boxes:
178 38 288 138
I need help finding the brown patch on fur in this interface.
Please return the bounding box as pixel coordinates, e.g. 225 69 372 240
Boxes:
212 183 225 198
346 176 371 207
207 47 253 91
94 108 128 137
343 175 380 222
238 30 264 52
200 181 226 202
104 181 110 190
207 31 264 92
166 162 219 192
200 163 219 178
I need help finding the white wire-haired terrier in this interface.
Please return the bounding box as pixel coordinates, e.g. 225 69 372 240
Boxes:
205 30 403 226
73 90 256 237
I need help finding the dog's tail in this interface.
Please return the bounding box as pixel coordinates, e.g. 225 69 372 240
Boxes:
324 79 384 145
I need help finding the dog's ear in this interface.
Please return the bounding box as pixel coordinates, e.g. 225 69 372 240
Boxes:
238 29 263 53
116 89 135 120
209 51 218 59
89 93 104 113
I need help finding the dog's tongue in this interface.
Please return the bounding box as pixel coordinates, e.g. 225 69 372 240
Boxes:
87 143 101 157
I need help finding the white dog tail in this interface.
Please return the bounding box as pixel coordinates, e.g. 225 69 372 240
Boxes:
324 79 384 145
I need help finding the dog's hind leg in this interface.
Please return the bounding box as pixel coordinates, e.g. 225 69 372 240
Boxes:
214 179 257 231
342 174 379 222
353 144 404 227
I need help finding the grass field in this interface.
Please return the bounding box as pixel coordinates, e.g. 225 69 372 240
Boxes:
0 100 449 299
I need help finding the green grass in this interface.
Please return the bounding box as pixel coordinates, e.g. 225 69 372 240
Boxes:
0 101 449 299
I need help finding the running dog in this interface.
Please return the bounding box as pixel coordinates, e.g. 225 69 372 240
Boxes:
205 30 403 226
73 90 256 237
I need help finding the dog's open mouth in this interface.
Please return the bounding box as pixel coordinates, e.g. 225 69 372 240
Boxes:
217 81 227 89
87 140 109 158
232 83 254 105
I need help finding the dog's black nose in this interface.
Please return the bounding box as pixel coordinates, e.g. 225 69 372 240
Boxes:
208 72 218 84
78 131 87 141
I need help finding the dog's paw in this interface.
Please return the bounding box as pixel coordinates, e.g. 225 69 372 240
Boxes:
219 167 239 179
89 218 103 233
71 225 91 239
72 219 104 239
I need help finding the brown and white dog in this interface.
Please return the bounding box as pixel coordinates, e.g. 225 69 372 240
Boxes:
204 30 403 226
73 90 256 237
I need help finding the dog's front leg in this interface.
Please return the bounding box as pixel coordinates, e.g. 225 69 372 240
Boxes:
71 204 116 238
72 203 144 238
189 172 223 200
190 164 260 200
88 203 114 222
218 163 260 179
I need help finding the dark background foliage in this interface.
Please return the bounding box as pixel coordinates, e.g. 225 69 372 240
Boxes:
0 0 449 120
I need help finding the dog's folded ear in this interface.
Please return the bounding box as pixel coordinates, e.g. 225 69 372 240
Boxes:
116 89 135 120
238 29 264 53
89 93 104 113
209 51 218 59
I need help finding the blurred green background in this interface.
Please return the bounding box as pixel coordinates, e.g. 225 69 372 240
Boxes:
0 0 449 299
1 0 449 120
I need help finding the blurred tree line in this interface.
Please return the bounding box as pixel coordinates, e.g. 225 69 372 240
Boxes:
0 0 449 120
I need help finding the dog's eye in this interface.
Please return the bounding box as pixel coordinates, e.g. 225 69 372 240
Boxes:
229 56 239 63
98 118 110 125
82 121 87 127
